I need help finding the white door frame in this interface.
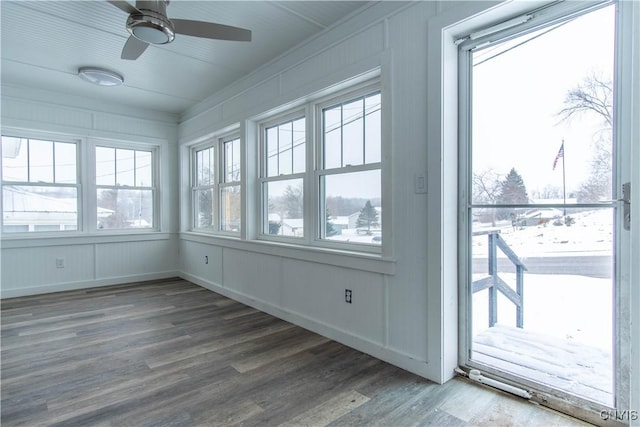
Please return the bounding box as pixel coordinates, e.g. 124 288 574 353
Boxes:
455 0 636 423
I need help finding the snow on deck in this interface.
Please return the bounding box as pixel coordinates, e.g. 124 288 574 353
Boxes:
473 325 613 405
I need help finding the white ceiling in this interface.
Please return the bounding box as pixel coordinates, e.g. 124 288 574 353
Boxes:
1 1 371 116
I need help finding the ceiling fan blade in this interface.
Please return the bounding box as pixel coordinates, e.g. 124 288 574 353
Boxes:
172 19 252 42
121 36 149 60
106 0 140 15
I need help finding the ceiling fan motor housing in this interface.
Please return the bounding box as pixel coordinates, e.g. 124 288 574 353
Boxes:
126 3 175 44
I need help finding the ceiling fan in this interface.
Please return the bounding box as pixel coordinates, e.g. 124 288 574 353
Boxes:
107 0 252 60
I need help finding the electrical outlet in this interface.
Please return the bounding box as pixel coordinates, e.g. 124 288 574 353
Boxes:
345 289 352 304
205 256 209 265
56 257 65 268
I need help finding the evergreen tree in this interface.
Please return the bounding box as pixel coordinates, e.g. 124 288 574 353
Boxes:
268 221 281 235
496 168 528 220
497 168 528 204
356 200 379 235
325 208 338 237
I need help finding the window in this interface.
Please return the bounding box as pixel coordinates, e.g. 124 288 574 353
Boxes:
192 134 241 234
95 146 155 230
1 136 79 233
188 79 383 253
319 90 382 246
260 115 306 238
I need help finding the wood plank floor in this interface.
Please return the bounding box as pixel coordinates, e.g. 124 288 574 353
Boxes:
1 278 590 426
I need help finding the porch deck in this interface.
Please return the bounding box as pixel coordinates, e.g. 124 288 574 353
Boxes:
472 325 613 405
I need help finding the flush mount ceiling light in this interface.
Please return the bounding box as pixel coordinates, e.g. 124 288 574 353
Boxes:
77 67 124 87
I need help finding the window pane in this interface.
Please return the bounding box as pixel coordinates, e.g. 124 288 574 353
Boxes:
54 142 77 184
278 122 293 175
322 169 381 245
264 178 303 237
196 147 214 186
343 98 364 166
224 138 240 183
472 12 613 204
266 118 305 177
195 188 214 229
2 185 77 232
116 149 135 186
96 146 115 186
136 150 152 187
266 127 279 177
279 149 292 176
221 185 241 233
97 188 153 229
2 137 28 182
29 139 54 183
292 118 306 174
365 93 382 164
324 106 342 169
470 206 613 404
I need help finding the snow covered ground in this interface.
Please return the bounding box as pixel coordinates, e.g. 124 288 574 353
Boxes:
472 208 613 257
470 209 614 404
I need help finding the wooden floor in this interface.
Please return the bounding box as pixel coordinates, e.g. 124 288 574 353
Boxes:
1 278 589 427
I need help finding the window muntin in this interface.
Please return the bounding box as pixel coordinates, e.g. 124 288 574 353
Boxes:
319 90 382 246
221 137 241 233
192 134 241 234
1 136 79 233
261 116 306 238
95 146 155 230
193 146 216 230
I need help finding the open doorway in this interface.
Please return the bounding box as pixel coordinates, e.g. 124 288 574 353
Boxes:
458 1 630 420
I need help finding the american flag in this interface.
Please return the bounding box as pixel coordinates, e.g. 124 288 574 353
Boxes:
553 142 564 171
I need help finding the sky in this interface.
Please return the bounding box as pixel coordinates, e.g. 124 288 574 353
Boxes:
472 4 615 197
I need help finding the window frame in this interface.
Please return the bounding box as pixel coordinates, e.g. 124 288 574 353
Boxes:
1 133 81 234
191 131 242 236
220 135 242 235
258 110 307 243
93 142 159 232
314 84 383 254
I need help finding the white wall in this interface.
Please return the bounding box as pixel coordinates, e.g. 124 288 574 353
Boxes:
0 84 180 297
178 1 640 412
177 1 490 383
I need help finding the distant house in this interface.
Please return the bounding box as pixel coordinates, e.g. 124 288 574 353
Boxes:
2 186 78 232
2 186 113 232
517 208 563 227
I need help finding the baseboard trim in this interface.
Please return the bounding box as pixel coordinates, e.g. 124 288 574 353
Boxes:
0 271 181 299
180 272 431 381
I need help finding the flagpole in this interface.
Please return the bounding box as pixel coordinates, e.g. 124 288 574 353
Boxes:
562 139 566 217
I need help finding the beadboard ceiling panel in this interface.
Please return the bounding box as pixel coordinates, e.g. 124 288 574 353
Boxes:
0 1 370 116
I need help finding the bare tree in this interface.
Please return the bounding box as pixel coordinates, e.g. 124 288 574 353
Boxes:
472 168 501 204
472 168 502 226
558 73 612 127
558 73 613 202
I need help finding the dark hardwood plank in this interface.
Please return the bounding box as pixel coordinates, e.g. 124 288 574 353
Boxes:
1 278 591 426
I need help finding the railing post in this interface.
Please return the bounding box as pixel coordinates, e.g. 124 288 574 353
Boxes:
488 232 498 327
516 265 524 328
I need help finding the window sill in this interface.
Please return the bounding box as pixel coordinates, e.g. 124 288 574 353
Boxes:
180 231 396 275
1 231 174 249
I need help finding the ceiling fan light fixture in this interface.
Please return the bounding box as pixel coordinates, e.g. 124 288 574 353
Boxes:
78 67 124 87
127 12 175 44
